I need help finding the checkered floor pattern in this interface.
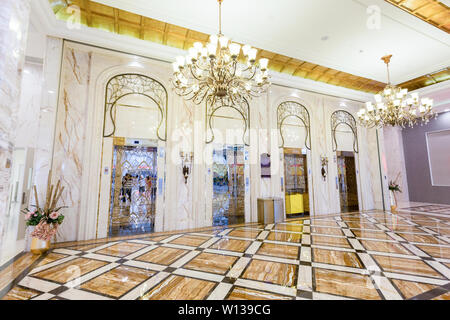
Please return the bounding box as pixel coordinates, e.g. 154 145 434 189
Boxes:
2 210 450 300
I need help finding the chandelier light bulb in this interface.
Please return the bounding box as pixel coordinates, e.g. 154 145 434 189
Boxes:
248 48 258 62
209 35 218 45
229 43 241 57
242 44 251 56
218 36 229 48
259 58 269 71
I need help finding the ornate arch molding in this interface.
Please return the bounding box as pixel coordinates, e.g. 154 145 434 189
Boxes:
103 73 168 141
277 101 311 150
331 110 359 153
206 99 250 146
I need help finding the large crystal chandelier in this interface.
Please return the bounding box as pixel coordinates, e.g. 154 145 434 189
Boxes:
171 0 270 107
357 55 436 128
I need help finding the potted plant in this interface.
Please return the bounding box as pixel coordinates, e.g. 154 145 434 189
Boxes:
388 173 402 213
22 171 66 254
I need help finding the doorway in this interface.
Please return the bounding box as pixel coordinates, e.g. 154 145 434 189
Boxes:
284 148 309 217
212 145 245 226
108 144 158 236
337 151 359 212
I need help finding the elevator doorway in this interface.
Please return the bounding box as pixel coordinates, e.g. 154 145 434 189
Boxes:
337 151 359 212
109 144 158 236
212 145 245 226
284 148 309 217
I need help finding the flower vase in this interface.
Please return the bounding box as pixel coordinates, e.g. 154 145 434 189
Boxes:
389 190 397 213
30 237 50 255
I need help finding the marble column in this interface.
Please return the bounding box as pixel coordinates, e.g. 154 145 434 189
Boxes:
0 0 31 247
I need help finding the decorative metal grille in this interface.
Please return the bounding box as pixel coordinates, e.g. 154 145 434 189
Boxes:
206 98 250 146
277 101 311 150
331 110 359 153
109 145 157 236
103 74 168 141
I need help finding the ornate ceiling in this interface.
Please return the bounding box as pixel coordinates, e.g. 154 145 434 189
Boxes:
385 0 450 33
48 0 449 93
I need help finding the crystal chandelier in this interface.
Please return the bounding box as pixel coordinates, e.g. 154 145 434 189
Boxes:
357 55 436 128
171 0 270 107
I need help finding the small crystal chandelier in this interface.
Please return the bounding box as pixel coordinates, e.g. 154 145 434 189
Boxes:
357 55 436 128
171 0 270 107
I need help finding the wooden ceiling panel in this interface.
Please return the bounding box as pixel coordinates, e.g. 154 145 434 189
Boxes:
385 0 450 33
47 0 447 93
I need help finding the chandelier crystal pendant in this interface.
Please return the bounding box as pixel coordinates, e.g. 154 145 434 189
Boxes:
171 0 270 107
357 55 436 128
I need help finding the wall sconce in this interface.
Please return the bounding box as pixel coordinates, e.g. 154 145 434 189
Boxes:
320 156 328 181
180 151 193 184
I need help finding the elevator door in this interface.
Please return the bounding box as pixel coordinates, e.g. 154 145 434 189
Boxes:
284 148 309 216
212 146 245 226
109 145 158 236
337 151 359 213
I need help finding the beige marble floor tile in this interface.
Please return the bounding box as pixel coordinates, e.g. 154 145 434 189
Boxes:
33 258 108 284
311 227 344 236
183 252 238 275
140 275 216 300
433 292 450 300
373 255 444 278
314 268 381 300
351 230 392 240
141 236 169 242
37 252 68 267
428 228 450 236
95 242 148 257
135 247 188 265
169 235 210 246
309 220 338 227
273 224 304 233
67 243 104 251
1 286 41 300
387 225 427 233
241 259 297 287
80 266 155 298
396 233 447 244
267 232 302 243
415 245 450 259
257 243 299 260
210 239 251 252
227 286 292 300
312 248 363 268
0 253 40 292
311 235 351 248
345 222 378 230
360 240 412 255
227 229 261 239
391 279 437 299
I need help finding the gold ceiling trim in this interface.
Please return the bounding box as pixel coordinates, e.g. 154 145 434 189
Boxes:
385 0 450 34
48 0 447 93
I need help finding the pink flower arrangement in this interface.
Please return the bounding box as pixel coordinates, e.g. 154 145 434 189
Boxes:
49 212 60 220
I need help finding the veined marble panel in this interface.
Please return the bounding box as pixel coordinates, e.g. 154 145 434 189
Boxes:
0 0 31 250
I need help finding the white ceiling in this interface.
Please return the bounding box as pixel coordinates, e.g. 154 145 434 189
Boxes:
92 0 450 84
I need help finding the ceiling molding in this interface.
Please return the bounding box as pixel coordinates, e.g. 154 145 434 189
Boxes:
35 0 449 96
45 0 388 94
384 0 450 34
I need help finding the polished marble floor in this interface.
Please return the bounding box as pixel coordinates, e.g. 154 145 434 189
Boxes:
1 209 450 300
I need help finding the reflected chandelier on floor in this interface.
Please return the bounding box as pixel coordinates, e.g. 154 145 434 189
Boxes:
357 55 436 128
171 0 270 107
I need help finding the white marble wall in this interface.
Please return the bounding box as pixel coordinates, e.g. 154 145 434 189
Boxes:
47 41 388 242
382 126 409 204
15 62 43 149
0 0 31 246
